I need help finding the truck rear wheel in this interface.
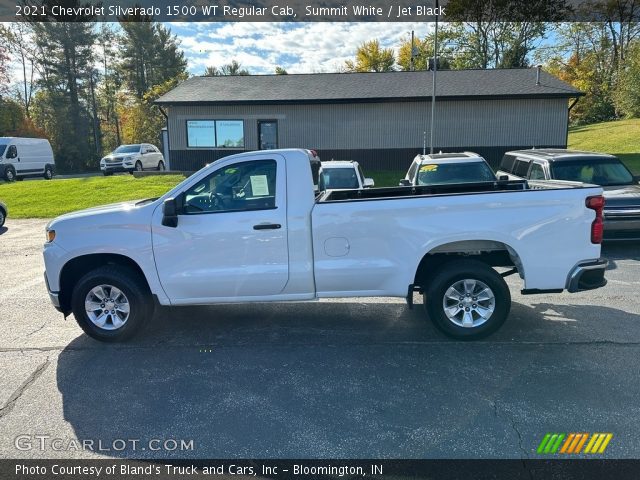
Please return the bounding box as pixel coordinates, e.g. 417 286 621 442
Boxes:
424 259 510 340
71 265 153 342
44 165 53 180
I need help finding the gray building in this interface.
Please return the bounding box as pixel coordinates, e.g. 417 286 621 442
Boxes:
155 69 582 171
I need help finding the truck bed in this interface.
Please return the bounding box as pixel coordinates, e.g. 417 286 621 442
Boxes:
317 179 587 202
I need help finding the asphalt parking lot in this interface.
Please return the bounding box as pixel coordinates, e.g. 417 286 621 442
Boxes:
0 219 639 459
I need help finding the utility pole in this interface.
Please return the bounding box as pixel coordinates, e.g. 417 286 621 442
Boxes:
410 30 415 72
429 0 439 155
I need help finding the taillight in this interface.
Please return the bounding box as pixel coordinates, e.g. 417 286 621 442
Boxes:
586 195 605 244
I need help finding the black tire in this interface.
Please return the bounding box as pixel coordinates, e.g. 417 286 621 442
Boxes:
44 165 54 180
423 259 511 340
135 161 143 172
71 265 153 342
0 208 5 228
157 160 165 171
4 166 16 182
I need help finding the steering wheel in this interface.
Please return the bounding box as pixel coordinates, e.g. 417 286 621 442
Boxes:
208 192 227 210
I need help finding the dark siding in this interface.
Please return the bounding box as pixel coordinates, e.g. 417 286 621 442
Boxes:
169 145 565 172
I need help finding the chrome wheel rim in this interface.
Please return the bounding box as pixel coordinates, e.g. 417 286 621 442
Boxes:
45 169 52 179
85 285 130 330
158 162 165 171
136 162 142 171
6 170 14 181
443 279 495 328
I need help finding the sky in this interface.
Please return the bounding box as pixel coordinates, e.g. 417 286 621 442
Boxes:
169 22 433 75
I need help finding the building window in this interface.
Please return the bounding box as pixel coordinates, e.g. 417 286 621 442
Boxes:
186 120 244 148
216 120 244 148
187 120 216 147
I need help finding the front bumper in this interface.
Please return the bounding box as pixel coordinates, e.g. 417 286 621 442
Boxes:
44 272 63 312
566 259 608 293
101 163 134 173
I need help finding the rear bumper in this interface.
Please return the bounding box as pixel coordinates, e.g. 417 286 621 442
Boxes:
566 259 608 293
603 214 640 241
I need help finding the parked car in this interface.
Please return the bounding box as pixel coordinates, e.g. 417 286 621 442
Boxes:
0 201 7 228
0 137 55 181
318 160 374 190
498 149 640 241
100 144 165 175
44 148 607 343
400 152 497 187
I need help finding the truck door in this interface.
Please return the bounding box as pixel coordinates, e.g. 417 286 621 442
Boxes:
151 154 289 302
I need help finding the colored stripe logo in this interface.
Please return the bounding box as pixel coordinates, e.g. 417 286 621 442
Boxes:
537 433 613 454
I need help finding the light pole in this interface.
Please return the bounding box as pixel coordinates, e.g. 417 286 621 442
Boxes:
429 0 439 155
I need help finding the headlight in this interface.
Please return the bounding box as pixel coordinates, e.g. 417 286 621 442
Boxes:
124 156 133 163
46 229 56 243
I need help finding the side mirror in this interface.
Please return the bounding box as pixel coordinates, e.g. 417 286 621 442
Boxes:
363 178 375 188
633 175 640 184
399 179 411 187
162 197 179 228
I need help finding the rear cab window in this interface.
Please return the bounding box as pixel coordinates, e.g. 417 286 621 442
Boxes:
499 154 517 174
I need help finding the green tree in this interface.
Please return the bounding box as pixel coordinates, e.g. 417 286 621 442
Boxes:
0 49 8 97
119 22 187 98
204 60 250 76
397 33 451 71
344 40 395 72
275 66 288 75
614 41 640 118
119 74 187 145
31 20 97 172
0 23 36 113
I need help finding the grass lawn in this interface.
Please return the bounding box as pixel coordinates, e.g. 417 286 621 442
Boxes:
369 170 405 187
568 119 640 174
0 174 185 219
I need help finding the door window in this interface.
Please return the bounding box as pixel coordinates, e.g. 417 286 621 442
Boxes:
258 121 278 150
528 163 546 180
183 160 277 214
6 145 17 159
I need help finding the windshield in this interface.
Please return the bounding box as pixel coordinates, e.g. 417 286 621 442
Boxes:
321 168 360 189
551 158 634 186
416 162 496 185
113 145 141 154
0 145 5 157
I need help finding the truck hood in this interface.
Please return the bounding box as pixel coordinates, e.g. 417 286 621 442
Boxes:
47 200 155 230
602 184 640 208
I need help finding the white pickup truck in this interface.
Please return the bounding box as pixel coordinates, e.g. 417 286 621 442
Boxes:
43 149 608 342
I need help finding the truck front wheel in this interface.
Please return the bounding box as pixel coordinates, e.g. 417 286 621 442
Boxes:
71 265 153 342
424 259 511 340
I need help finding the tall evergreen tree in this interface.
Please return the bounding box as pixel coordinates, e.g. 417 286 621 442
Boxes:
119 22 187 98
31 21 97 171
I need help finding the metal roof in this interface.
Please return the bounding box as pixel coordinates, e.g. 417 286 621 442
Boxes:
156 69 583 105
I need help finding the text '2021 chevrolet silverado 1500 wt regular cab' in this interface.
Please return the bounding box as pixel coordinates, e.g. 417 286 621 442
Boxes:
43 149 608 342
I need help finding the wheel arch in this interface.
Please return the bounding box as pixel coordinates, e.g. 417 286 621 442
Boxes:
58 253 151 314
413 239 524 291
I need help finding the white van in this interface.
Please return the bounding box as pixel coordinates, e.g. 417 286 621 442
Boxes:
0 137 55 181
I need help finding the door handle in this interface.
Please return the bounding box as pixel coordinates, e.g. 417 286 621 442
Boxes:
253 223 281 230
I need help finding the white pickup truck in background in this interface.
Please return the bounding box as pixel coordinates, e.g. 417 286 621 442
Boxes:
43 149 608 342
